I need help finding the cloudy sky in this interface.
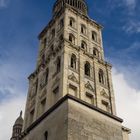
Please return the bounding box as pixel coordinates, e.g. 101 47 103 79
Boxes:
0 0 140 139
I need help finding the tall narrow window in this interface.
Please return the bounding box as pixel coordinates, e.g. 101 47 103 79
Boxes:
70 0 72 5
41 98 46 113
81 24 86 34
92 31 97 42
42 38 47 48
69 33 75 44
72 0 74 6
45 68 49 84
69 17 75 27
56 57 61 73
85 62 90 76
71 54 76 69
41 54 45 65
60 19 64 28
35 79 38 94
99 69 105 84
81 41 87 50
44 131 48 140
30 109 34 124
51 29 55 39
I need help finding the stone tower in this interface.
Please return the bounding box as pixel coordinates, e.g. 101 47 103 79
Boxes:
10 111 23 140
19 0 131 140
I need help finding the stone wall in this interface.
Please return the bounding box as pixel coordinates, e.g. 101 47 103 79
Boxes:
22 100 68 140
68 99 123 140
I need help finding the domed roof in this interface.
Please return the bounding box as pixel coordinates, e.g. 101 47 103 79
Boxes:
53 0 88 16
14 111 23 125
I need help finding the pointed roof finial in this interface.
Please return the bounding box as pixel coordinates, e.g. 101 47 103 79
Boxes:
20 111 22 117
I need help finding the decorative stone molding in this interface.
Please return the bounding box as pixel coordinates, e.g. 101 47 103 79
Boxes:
85 92 94 98
29 98 35 110
85 81 94 92
52 77 60 88
39 89 47 100
68 73 79 84
101 89 109 99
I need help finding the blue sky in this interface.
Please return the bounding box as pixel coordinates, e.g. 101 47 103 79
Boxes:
0 0 140 139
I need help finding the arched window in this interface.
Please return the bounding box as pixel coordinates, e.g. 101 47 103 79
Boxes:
85 62 90 76
93 48 99 57
81 41 87 50
56 57 61 73
71 54 76 69
99 69 105 84
44 131 48 140
69 33 75 44
69 17 75 27
81 24 86 34
92 31 97 42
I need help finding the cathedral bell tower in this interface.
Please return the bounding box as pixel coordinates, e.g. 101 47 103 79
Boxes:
19 0 131 140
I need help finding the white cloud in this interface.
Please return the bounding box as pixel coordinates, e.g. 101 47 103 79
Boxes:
0 0 6 7
0 0 9 8
0 95 25 140
123 20 140 34
0 62 27 139
123 0 136 10
113 68 140 140
125 42 140 52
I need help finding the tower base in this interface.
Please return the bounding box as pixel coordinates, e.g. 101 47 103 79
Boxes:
21 95 130 140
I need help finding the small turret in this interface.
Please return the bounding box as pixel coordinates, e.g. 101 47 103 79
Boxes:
10 111 23 140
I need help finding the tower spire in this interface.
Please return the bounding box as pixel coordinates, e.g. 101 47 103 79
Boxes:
20 111 22 117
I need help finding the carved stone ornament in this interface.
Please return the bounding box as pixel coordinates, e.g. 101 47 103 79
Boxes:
29 98 35 109
29 86 37 99
68 73 79 84
101 89 109 99
52 77 60 88
39 89 47 100
85 81 94 91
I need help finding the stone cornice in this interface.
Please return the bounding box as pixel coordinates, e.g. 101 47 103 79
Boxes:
122 126 131 134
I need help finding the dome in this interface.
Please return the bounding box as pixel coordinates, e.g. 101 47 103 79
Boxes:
14 111 23 125
53 0 88 16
